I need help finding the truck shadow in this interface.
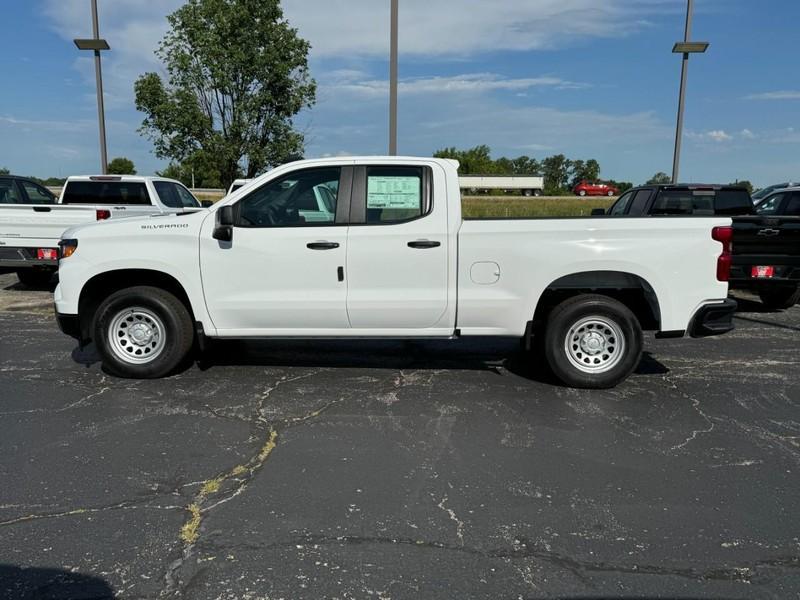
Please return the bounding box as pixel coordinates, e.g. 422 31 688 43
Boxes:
192 339 669 387
72 338 670 386
732 296 783 314
0 564 115 599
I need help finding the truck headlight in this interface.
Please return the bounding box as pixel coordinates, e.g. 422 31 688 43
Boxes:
59 239 79 259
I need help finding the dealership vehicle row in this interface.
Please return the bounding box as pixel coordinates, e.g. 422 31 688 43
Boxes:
2 159 799 390
0 175 207 286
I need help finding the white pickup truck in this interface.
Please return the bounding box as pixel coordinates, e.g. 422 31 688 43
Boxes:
54 157 737 388
0 175 203 286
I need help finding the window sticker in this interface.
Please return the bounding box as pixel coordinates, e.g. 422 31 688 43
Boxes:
367 176 420 209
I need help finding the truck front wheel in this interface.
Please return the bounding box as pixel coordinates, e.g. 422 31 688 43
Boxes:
758 286 800 310
93 286 194 378
543 295 643 389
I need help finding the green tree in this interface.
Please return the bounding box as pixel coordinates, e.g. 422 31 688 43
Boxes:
158 151 224 188
434 145 497 174
647 172 672 185
542 154 573 194
107 157 136 175
510 155 540 175
134 0 316 190
730 180 754 194
0 167 9 175
606 180 634 194
571 159 601 185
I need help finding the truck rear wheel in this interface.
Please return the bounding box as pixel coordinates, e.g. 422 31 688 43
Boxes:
759 286 800 310
93 286 194 379
542 294 643 389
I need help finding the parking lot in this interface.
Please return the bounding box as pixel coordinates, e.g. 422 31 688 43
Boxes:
1 271 798 599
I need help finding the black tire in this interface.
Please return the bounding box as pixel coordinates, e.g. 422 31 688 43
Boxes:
759 286 800 310
542 294 643 389
17 269 54 287
93 286 194 379
523 189 533 197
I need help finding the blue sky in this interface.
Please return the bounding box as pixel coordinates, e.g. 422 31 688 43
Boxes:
1 0 799 186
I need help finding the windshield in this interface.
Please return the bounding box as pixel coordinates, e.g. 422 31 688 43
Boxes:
153 181 201 208
752 183 788 201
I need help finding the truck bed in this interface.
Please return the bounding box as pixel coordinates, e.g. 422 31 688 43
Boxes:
457 216 731 334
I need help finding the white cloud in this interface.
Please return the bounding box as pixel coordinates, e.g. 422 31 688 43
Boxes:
324 73 587 99
740 128 756 139
745 90 800 101
707 130 733 142
687 129 733 143
283 0 679 58
0 115 92 133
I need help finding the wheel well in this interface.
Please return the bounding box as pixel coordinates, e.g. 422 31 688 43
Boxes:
533 271 661 332
78 269 194 342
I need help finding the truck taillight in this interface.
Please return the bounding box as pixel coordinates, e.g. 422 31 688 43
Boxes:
96 209 111 221
37 248 58 261
712 226 733 282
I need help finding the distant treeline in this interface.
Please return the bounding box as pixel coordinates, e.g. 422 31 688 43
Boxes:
0 167 66 187
433 145 634 195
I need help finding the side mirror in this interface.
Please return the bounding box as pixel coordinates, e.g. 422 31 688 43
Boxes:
200 200 214 208
213 205 234 242
591 208 606 216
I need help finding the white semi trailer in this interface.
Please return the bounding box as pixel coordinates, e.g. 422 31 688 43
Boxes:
459 175 545 197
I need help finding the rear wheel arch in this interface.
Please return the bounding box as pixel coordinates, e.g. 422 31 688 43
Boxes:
531 270 661 332
78 269 196 343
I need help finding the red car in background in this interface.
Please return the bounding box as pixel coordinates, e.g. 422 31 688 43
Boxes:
573 180 619 197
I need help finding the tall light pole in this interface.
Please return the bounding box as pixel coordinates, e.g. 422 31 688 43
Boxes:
671 0 709 183
389 0 399 156
74 0 110 174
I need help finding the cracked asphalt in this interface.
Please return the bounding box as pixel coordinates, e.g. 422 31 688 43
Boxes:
0 271 799 599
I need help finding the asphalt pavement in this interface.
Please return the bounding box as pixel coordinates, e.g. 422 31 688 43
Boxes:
0 271 798 599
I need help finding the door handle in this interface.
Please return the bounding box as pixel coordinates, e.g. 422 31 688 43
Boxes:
408 240 441 249
306 241 340 250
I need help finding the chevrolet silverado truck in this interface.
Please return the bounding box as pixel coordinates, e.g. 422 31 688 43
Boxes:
601 183 799 309
0 175 203 286
54 157 736 389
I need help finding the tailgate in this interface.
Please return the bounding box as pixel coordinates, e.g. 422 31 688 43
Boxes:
0 205 97 244
731 216 800 279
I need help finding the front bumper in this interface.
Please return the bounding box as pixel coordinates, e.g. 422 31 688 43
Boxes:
689 299 737 338
55 308 82 342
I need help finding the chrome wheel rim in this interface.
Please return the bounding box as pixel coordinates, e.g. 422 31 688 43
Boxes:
564 316 626 374
108 307 166 365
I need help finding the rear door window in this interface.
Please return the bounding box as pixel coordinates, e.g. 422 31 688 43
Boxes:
784 192 800 216
153 181 201 208
62 181 151 205
20 181 56 204
0 179 21 204
627 190 652 215
365 167 427 224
